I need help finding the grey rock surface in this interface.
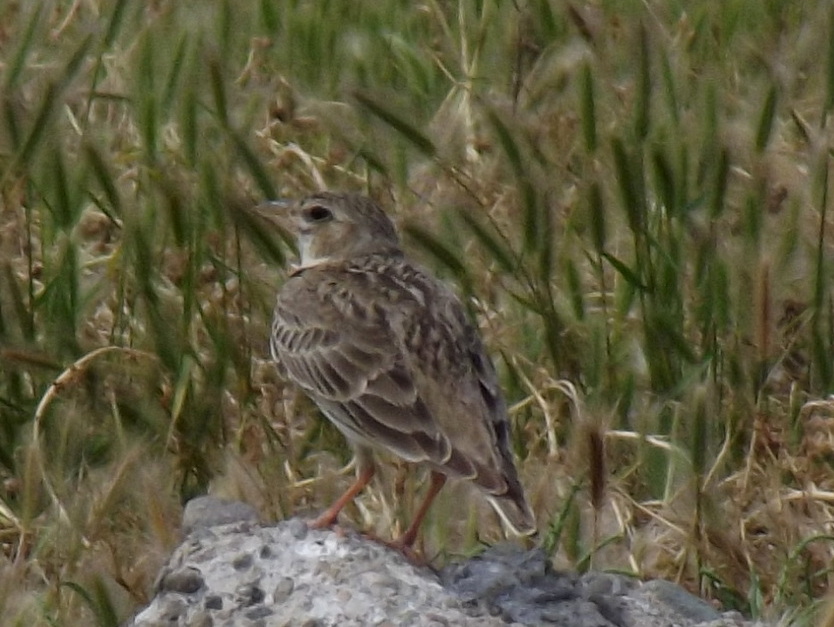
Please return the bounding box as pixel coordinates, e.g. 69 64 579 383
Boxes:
128 497 769 627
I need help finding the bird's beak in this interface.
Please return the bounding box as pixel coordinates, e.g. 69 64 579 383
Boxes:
252 199 299 256
254 199 292 225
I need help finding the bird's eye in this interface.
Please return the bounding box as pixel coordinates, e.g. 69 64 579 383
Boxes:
305 205 333 222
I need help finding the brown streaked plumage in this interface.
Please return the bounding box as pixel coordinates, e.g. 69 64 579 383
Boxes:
257 191 536 547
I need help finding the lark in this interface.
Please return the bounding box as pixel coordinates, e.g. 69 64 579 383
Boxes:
257 191 536 549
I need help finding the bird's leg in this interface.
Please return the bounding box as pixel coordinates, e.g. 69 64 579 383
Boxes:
392 471 447 549
308 463 376 529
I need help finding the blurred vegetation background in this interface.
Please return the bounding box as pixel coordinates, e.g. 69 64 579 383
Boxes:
1 1 834 624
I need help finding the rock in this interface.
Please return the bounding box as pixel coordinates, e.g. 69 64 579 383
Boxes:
128 497 770 627
638 579 722 623
182 496 259 534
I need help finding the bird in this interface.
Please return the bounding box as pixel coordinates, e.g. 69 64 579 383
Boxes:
256 191 536 549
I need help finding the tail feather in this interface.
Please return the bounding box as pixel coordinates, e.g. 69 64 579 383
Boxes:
487 493 537 537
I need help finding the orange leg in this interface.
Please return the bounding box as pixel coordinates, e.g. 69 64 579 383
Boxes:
308 464 376 529
392 471 447 549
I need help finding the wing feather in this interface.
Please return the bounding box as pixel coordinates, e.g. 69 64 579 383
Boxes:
271 259 520 499
271 266 445 464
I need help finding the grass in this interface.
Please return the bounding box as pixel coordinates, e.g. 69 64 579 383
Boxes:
1 0 833 624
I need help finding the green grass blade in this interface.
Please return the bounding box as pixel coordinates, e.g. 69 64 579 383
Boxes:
137 34 158 162
691 386 708 479
652 147 677 216
353 91 436 157
162 35 190 113
530 0 558 41
485 109 539 252
229 130 277 199
14 83 58 170
588 181 606 252
2 96 22 150
3 4 44 90
659 45 679 126
702 82 718 164
38 245 81 356
180 78 199 167
84 142 122 218
564 258 585 320
486 108 523 178
130 221 177 371
710 147 729 219
103 0 131 48
812 154 832 388
260 0 280 31
403 223 470 288
455 209 517 273
157 177 189 248
634 24 650 140
226 202 287 267
8 33 92 174
655 312 698 365
49 148 73 231
537 200 554 285
543 481 582 556
209 57 229 127
825 5 834 117
602 252 648 291
217 0 233 57
61 579 119 627
58 34 93 90
755 85 777 152
579 63 597 153
520 181 539 254
611 138 645 236
356 147 390 176
3 263 33 341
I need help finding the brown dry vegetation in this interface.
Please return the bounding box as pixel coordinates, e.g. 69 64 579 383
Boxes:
1 1 834 625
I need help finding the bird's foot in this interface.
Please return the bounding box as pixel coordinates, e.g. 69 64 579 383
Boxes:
362 531 427 565
306 512 339 530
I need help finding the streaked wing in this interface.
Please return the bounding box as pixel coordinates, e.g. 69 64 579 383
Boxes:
271 259 520 499
270 264 453 465
400 292 517 495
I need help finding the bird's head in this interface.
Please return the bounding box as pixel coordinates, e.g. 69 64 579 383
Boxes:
256 192 402 268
